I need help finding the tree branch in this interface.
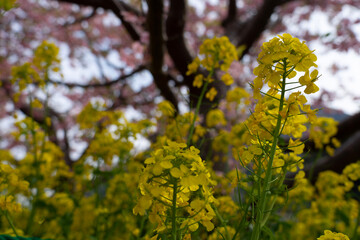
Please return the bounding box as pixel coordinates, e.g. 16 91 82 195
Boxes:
146 0 178 110
165 0 215 113
55 0 141 41
304 132 360 184
335 111 360 142
62 7 97 27
284 112 360 187
49 65 146 88
165 0 193 77
56 0 143 16
226 0 293 57
221 0 237 28
296 112 360 153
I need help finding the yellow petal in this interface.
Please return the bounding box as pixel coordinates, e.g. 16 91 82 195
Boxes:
160 160 173 169
170 168 184 178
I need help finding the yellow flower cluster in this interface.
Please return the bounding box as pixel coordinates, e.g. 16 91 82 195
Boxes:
77 102 152 166
205 87 218 101
133 140 216 236
226 86 250 105
234 34 322 178
154 110 206 144
86 129 134 165
247 94 309 140
212 130 231 156
48 193 75 217
104 161 144 236
316 171 353 199
12 118 73 188
286 171 314 203
11 63 41 93
253 33 318 99
208 226 236 240
0 194 20 214
77 102 123 130
343 161 360 183
317 230 350 240
0 163 29 214
8 110 155 239
11 41 61 100
157 100 176 117
223 34 325 239
232 103 306 177
33 41 60 72
238 139 303 176
69 196 97 239
187 36 238 75
309 117 341 156
187 36 238 101
287 163 360 239
206 109 227 128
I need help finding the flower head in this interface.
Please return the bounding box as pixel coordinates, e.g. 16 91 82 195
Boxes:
134 140 216 235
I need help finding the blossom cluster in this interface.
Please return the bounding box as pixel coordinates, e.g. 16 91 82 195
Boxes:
133 140 216 238
235 34 324 177
187 36 238 101
0 163 29 214
253 33 319 99
309 117 341 156
11 41 61 102
318 230 350 240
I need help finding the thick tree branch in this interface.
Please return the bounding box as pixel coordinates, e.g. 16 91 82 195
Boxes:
335 111 360 142
284 131 360 187
165 0 230 116
236 0 280 54
297 112 360 153
221 0 237 28
165 0 215 113
284 112 360 187
304 132 360 184
165 0 193 77
225 0 293 57
146 0 178 110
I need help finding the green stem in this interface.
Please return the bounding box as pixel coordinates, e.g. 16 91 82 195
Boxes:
250 63 287 240
136 215 147 240
186 80 210 147
186 59 218 147
352 205 360 240
94 158 102 239
171 181 178 240
3 210 19 238
260 173 286 227
213 205 230 240
26 95 41 235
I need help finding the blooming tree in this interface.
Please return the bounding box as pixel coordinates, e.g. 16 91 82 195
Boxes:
0 1 360 239
1 0 360 174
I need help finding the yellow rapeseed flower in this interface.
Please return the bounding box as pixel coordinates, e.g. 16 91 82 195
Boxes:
134 140 216 235
317 230 349 240
221 72 234 85
205 87 218 101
